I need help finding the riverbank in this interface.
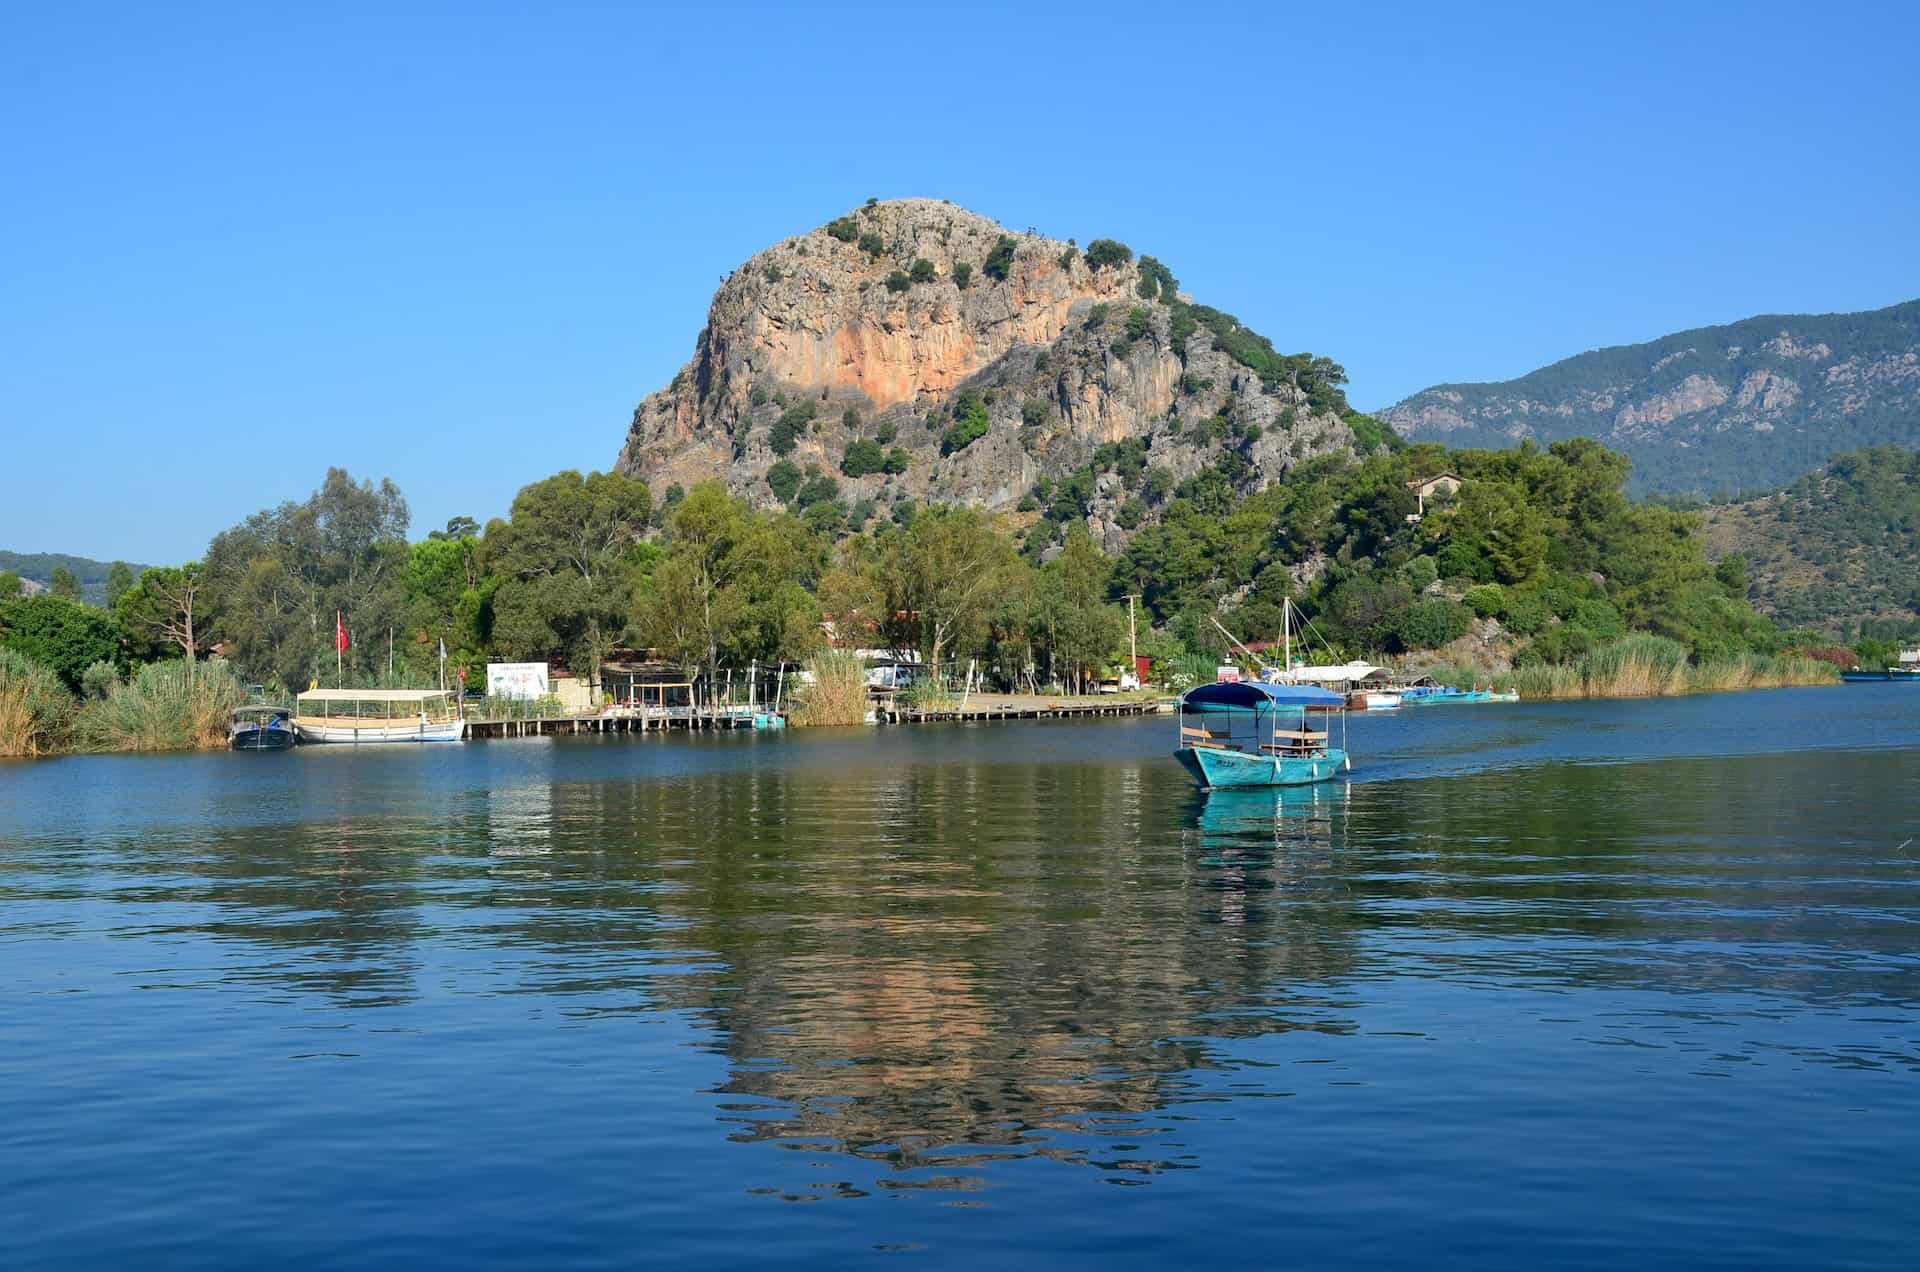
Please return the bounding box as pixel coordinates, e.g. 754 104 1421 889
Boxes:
1421 636 1838 700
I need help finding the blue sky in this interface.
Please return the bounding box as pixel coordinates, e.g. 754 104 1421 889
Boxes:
4 1 1916 562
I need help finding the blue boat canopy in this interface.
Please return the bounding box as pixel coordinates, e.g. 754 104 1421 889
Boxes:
1180 681 1346 709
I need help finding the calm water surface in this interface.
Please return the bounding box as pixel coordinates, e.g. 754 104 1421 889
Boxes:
2 688 1918 1268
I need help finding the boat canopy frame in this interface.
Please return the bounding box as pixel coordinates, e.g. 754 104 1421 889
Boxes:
295 688 461 723
1177 681 1347 758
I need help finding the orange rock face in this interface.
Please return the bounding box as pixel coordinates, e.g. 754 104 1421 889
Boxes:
615 199 1352 534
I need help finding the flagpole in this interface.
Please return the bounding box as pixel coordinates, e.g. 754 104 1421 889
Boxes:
336 610 343 688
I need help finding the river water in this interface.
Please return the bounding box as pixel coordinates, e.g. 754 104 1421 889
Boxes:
2 687 1917 1268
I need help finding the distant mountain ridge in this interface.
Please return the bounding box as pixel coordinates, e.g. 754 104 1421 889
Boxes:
0 550 151 606
1380 300 1920 496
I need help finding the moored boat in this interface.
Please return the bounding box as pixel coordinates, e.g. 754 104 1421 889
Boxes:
293 688 467 744
228 705 295 751
1363 690 1403 709
1841 667 1920 683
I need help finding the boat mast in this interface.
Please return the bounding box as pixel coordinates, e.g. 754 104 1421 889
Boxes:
1283 597 1291 683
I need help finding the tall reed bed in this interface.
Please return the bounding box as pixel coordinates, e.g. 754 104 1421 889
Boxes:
0 649 77 757
74 658 245 752
788 651 869 727
1444 636 1839 700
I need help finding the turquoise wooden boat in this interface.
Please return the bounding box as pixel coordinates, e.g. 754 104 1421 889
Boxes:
1174 681 1349 788
1841 667 1920 683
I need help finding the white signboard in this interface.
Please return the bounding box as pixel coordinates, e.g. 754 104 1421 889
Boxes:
487 662 550 700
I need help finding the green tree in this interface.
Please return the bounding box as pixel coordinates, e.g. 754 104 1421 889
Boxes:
888 505 1019 679
1037 523 1123 691
105 561 134 607
766 459 803 503
484 469 652 694
1390 597 1473 652
428 516 481 541
200 468 413 688
48 567 80 600
0 571 20 598
635 484 825 679
0 596 122 691
908 258 936 284
115 564 212 673
1083 239 1132 270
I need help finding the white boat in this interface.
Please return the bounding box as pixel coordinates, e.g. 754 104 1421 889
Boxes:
1362 691 1402 709
294 688 467 744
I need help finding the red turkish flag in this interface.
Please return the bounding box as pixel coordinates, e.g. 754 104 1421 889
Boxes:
335 612 349 653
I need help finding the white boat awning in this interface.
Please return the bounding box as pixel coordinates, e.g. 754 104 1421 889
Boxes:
296 688 453 703
1276 661 1388 686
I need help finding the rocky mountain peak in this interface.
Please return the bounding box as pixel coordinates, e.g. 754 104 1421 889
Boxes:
616 199 1356 543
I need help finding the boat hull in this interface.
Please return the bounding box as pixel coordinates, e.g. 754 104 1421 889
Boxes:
1363 691 1402 709
229 726 295 751
1841 670 1920 683
294 719 467 744
1175 744 1347 789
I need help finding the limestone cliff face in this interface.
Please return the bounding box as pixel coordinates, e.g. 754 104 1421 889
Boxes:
1380 300 1920 496
615 199 1353 541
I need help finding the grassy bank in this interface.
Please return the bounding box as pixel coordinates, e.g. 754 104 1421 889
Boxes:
1 653 248 757
1429 635 1839 700
0 648 78 757
74 659 247 752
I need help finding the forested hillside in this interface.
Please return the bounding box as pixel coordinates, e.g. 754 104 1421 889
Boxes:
0 551 150 606
1705 445 1920 635
4 436 1818 715
1381 300 1920 497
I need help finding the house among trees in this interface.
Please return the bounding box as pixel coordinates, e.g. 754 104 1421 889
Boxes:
1405 472 1463 523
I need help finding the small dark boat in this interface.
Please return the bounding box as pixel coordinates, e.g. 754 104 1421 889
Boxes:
229 706 295 750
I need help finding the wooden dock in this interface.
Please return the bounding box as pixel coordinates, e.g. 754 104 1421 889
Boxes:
463 699 1171 739
874 700 1171 724
465 710 765 740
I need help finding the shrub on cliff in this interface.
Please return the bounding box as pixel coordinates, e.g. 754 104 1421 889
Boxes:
1137 255 1177 300
941 393 992 455
858 231 884 257
842 439 887 477
1084 238 1132 270
909 258 936 284
952 262 972 289
826 216 859 242
982 235 1016 281
768 400 817 456
766 459 802 502
885 271 911 293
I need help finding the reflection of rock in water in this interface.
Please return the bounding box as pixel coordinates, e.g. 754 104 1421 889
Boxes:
633 759 1366 1184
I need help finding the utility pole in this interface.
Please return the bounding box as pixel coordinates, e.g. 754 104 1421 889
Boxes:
1126 594 1139 679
